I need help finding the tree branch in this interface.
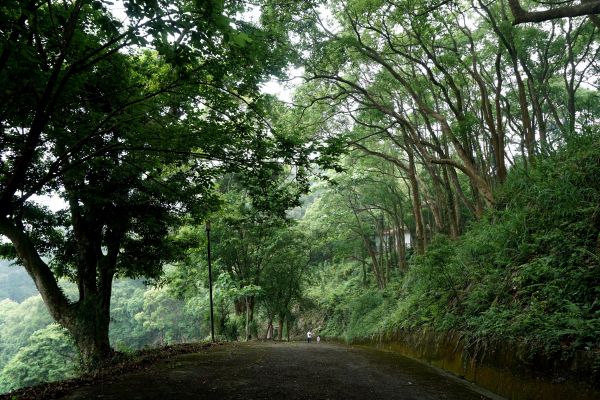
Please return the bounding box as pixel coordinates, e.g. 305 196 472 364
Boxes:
509 0 600 24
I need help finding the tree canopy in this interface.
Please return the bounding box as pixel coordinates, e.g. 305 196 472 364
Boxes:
0 0 310 367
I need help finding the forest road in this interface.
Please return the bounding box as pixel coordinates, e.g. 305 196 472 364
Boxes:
60 341 503 400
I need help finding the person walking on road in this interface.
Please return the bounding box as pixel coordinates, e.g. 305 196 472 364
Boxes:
307 330 313 343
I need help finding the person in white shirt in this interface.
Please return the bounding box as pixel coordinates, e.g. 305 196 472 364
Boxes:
317 335 321 343
307 330 312 343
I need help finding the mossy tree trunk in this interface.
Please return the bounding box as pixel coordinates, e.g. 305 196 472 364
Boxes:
68 296 113 367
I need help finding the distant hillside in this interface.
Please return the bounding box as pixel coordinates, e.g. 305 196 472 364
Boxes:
0 261 37 302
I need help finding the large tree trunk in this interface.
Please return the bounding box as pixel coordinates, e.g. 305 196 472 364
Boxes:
68 296 113 367
234 298 245 315
0 168 127 371
494 49 508 182
278 318 284 341
0 216 115 370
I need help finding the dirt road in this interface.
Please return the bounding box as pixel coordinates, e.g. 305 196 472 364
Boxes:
61 341 501 400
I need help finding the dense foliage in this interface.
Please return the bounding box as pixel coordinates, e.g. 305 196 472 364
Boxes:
0 267 203 393
1 0 599 394
166 174 313 342
304 136 600 355
0 0 310 368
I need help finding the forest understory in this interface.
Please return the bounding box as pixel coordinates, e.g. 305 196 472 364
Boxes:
306 137 600 359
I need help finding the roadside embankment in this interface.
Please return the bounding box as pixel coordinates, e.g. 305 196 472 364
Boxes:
347 330 600 400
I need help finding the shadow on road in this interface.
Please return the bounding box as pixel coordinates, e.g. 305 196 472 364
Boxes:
60 341 502 400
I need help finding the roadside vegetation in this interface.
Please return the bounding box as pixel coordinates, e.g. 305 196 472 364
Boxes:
305 135 600 357
1 0 599 395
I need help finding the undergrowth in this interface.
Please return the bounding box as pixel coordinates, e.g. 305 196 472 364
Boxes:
309 135 600 356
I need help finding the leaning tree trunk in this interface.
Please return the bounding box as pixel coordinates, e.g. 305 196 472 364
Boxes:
0 215 115 370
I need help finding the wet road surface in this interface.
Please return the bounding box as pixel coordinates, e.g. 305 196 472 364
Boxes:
61 341 503 400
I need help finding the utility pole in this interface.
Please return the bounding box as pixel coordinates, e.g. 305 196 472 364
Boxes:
206 220 215 342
